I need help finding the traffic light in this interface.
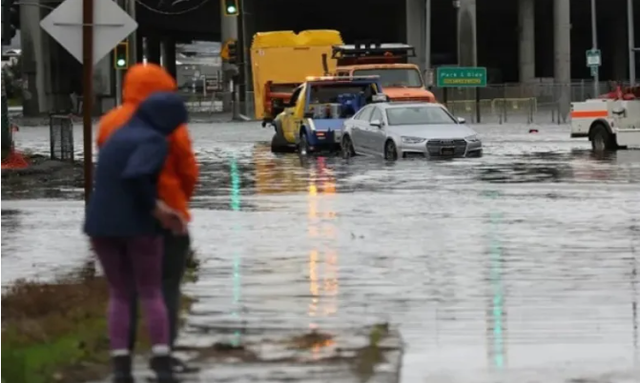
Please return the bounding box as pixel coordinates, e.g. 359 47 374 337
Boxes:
223 0 239 16
2 0 19 46
113 41 129 70
227 40 237 65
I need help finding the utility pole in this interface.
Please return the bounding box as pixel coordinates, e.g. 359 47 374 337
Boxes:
629 0 636 87
590 0 599 96
425 0 431 73
82 0 94 204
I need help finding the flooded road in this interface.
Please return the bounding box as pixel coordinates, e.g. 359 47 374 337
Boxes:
3 122 640 382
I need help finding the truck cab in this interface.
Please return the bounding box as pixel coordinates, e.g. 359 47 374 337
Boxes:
332 43 436 103
271 76 386 154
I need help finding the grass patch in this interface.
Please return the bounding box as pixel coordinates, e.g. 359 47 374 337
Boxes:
8 98 22 107
2 256 199 383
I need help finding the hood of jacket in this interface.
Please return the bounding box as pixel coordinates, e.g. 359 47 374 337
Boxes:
122 63 177 105
133 92 188 136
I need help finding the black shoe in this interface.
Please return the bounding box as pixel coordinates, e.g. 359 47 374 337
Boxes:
112 355 134 383
149 356 199 375
170 356 200 374
149 355 179 383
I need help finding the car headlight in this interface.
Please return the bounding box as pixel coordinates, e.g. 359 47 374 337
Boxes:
401 136 426 144
465 135 480 143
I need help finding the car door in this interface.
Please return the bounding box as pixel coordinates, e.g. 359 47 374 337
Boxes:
351 106 374 152
366 106 387 154
282 85 305 143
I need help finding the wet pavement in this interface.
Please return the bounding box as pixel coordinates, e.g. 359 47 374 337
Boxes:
2 122 640 382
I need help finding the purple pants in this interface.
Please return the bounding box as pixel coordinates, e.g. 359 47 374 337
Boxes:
92 236 169 351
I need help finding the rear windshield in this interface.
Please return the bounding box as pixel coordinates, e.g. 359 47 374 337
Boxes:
308 83 375 104
352 68 423 88
386 106 457 125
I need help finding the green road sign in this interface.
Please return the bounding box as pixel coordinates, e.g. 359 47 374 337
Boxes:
586 49 601 67
436 67 487 88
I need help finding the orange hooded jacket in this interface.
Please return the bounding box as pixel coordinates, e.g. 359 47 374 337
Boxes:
97 63 198 221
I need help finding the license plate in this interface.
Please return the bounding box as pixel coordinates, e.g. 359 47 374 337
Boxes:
440 147 455 156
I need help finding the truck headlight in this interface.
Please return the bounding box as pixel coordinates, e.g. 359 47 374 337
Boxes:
401 136 426 144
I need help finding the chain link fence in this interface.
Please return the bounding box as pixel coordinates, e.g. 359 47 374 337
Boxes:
209 80 628 124
432 80 628 125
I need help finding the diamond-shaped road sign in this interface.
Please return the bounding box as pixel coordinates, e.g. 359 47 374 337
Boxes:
40 0 138 66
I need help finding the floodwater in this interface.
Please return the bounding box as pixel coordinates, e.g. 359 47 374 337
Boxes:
2 122 640 382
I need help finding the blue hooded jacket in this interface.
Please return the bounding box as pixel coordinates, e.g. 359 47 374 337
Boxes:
84 92 188 238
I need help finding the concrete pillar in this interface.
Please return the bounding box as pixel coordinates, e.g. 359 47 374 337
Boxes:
458 0 477 67
162 37 177 80
611 20 627 81
518 0 535 83
146 34 161 65
405 0 424 70
553 0 571 122
20 1 46 115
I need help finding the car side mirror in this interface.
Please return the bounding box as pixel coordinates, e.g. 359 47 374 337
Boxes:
370 119 383 127
457 117 466 124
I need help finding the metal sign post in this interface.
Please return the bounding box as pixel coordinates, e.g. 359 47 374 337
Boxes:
40 0 138 204
82 0 94 204
586 49 601 95
629 0 636 87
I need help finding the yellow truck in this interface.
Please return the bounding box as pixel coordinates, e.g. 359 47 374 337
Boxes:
250 30 344 122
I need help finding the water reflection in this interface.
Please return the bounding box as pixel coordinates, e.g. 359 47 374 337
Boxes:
1 209 22 238
485 190 506 370
567 149 640 183
632 224 639 363
229 155 243 345
307 157 339 357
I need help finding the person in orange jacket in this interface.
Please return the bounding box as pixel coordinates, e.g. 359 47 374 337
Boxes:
97 63 199 374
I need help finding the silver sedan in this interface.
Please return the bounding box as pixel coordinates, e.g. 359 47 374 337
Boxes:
341 102 482 160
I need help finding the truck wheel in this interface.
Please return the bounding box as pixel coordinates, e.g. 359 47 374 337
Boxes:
590 124 618 151
299 133 312 156
271 123 291 153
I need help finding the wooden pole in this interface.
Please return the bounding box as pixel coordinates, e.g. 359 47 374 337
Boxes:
82 0 94 205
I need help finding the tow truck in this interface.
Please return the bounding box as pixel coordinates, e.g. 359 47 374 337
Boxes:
250 30 343 124
269 75 387 155
332 42 436 103
570 85 640 151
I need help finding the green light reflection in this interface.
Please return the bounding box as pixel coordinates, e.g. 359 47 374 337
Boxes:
486 190 505 369
229 156 242 346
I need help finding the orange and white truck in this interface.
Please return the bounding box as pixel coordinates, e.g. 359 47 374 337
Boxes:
570 85 640 150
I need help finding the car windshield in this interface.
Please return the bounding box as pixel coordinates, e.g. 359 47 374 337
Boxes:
386 106 457 125
352 68 423 88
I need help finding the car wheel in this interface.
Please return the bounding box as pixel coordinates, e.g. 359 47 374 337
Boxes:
299 133 311 156
384 139 398 161
590 124 617 151
341 135 356 159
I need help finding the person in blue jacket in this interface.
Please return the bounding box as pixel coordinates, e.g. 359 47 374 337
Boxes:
84 92 188 383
